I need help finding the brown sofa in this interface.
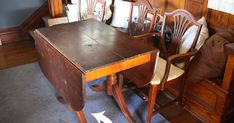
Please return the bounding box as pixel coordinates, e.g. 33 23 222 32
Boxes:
183 27 234 123
168 27 234 123
184 43 234 123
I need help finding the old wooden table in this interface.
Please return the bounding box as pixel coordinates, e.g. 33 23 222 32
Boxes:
31 19 157 123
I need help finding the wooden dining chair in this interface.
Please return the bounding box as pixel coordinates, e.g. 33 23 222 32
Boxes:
117 9 202 123
78 0 106 22
127 0 161 37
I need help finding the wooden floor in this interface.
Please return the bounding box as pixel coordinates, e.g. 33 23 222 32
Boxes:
0 40 37 69
0 40 202 123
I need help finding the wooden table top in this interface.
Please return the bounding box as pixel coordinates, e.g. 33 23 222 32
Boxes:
35 19 156 73
32 19 157 112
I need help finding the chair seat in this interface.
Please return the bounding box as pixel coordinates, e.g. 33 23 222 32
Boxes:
150 57 184 85
123 57 184 87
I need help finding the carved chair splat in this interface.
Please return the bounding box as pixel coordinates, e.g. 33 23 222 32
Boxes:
78 0 106 22
128 0 160 37
160 9 201 57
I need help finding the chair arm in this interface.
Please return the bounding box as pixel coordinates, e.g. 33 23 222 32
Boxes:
131 32 160 39
167 49 198 63
160 49 198 89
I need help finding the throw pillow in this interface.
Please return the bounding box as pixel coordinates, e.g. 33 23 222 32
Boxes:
186 26 234 83
180 16 209 54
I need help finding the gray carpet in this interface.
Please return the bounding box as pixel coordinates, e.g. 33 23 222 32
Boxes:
0 62 169 123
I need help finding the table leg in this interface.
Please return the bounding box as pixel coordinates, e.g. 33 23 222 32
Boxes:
107 74 116 95
89 80 107 92
108 74 135 123
76 110 87 123
68 105 87 123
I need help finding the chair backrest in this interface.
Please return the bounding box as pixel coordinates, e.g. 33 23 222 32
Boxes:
128 0 160 36
78 0 106 22
160 9 202 57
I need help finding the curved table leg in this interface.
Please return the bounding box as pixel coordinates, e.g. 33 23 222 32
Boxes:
68 105 87 123
89 80 107 92
109 74 135 123
76 110 87 123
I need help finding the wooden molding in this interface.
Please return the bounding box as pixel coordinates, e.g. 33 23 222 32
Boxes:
0 27 30 43
21 2 49 32
0 2 49 44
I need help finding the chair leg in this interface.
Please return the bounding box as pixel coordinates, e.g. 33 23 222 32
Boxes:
178 77 186 106
146 85 158 123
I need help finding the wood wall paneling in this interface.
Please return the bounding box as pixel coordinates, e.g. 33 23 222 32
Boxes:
184 0 234 33
160 0 234 33
165 0 185 12
208 10 233 32
185 0 207 20
149 0 165 13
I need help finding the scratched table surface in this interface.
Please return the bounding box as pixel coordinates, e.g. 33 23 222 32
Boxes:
32 19 156 112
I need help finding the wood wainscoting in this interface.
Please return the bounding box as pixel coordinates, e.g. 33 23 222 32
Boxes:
152 0 234 34
0 27 30 44
184 0 234 34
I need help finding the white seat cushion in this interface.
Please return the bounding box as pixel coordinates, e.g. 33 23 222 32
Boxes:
150 57 184 85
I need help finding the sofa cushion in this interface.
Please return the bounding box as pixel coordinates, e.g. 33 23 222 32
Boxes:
187 26 234 83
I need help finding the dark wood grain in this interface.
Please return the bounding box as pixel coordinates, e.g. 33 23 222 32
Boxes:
0 38 202 123
32 33 85 111
0 40 37 69
36 20 155 71
32 19 157 122
180 43 234 123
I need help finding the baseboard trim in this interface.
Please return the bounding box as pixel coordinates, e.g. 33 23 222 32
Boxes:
0 2 48 44
0 28 31 44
